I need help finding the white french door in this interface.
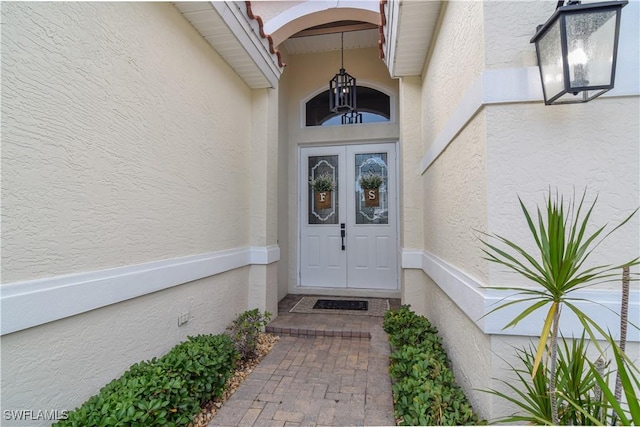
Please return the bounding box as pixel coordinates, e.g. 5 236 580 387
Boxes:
299 143 398 290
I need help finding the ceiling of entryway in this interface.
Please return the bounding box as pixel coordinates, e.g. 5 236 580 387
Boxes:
281 20 379 55
174 0 444 87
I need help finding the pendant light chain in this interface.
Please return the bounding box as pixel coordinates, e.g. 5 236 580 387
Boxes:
341 32 344 69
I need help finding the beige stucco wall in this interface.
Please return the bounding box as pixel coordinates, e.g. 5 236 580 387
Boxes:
1 269 250 426
406 0 640 422
418 273 493 419
422 0 485 156
1 2 252 284
422 114 488 282
482 1 548 69
277 50 292 301
1 3 269 423
482 1 639 290
399 76 424 251
486 99 640 289
250 88 279 248
419 0 489 282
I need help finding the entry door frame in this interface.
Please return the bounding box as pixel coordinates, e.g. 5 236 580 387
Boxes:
297 141 400 290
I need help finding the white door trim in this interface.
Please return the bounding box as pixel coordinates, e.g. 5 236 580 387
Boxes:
297 141 400 291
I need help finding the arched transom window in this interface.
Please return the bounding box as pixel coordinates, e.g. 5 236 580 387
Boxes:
305 86 391 127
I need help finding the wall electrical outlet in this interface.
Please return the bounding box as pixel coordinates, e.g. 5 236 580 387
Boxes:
178 312 190 326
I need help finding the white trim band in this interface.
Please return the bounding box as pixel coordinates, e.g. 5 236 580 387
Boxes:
1 245 280 335
402 249 639 341
419 66 640 174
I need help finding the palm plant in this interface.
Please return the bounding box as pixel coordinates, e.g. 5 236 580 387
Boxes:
485 333 602 425
479 189 638 423
560 334 640 425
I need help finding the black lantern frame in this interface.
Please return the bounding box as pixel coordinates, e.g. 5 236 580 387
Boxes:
341 110 362 125
530 0 627 105
329 33 357 113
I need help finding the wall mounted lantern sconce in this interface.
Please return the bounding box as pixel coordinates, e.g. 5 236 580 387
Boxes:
329 33 357 113
531 0 627 105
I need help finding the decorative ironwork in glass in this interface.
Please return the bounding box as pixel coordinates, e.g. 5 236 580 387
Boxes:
308 155 339 224
342 110 362 124
355 153 388 225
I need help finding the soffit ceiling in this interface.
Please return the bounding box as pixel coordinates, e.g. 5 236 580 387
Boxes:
279 19 379 54
174 1 443 85
385 1 442 77
281 28 380 55
173 2 282 89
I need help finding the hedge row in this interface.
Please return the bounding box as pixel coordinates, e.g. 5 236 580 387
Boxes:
383 305 484 426
54 334 238 427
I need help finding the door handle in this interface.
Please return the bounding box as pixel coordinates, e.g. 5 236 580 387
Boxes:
341 223 346 250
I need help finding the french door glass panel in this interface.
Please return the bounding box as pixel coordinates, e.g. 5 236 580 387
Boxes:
308 155 339 225
354 153 388 225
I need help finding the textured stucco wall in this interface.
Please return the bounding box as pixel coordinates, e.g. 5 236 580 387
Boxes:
486 99 640 290
1 2 252 284
422 0 485 155
482 1 639 291
399 76 424 251
411 272 493 420
419 0 488 282
1 268 250 426
482 1 549 69
248 263 279 316
422 115 488 282
250 88 279 248
283 47 399 292
277 50 291 301
401 269 429 315
1 2 262 423
408 0 640 422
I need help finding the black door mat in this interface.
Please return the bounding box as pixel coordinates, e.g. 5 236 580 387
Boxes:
313 299 369 311
289 297 389 316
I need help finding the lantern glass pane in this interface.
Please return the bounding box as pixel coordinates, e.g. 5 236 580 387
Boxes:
566 10 617 89
537 20 565 100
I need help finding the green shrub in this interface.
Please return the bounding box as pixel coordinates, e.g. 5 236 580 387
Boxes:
384 305 439 348
384 305 484 426
160 334 239 405
226 308 271 361
55 334 238 427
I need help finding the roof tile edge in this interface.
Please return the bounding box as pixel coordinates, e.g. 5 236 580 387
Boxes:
245 1 286 68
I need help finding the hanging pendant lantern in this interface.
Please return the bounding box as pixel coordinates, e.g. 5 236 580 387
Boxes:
329 33 357 113
531 0 627 105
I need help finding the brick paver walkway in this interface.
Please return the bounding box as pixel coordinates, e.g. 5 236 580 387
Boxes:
208 295 399 427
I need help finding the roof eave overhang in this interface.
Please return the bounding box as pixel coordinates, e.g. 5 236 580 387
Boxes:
382 0 442 78
175 2 284 89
